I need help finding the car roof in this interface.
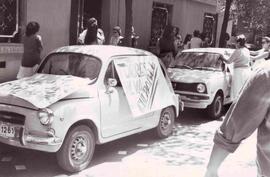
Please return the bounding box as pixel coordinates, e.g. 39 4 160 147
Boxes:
52 45 153 60
182 48 235 60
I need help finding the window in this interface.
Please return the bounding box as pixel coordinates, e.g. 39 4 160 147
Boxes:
0 0 24 43
38 53 102 81
104 62 122 87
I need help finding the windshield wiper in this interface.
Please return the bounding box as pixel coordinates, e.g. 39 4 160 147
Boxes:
176 65 193 69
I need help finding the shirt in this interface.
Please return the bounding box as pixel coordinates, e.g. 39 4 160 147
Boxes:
227 47 250 68
214 67 270 177
190 37 202 48
21 35 43 67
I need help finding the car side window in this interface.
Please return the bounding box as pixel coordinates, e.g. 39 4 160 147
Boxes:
104 61 122 87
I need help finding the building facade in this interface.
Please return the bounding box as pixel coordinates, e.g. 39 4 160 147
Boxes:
0 0 217 82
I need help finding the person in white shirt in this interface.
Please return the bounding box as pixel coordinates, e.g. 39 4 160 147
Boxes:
190 30 202 49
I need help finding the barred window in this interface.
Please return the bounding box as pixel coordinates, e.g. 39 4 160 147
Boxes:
0 0 23 43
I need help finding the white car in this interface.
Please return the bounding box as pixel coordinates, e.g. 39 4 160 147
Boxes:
0 45 181 172
168 48 234 119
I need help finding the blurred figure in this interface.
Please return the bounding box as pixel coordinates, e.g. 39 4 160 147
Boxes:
201 33 211 48
190 30 202 48
131 26 139 48
109 26 124 46
17 21 43 79
173 26 183 53
205 67 270 177
183 34 192 49
250 36 270 69
158 25 176 68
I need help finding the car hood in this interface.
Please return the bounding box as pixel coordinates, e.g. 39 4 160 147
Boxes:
168 68 221 83
0 74 92 109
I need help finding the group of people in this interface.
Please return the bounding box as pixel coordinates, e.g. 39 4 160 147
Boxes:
17 17 139 79
78 17 139 47
157 26 213 68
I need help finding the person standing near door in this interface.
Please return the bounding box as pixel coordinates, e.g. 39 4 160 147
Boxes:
78 17 105 45
17 21 43 79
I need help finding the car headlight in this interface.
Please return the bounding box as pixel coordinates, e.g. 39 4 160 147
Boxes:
38 108 54 125
197 83 206 93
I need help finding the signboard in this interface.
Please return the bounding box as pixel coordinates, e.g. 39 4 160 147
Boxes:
0 74 91 108
114 56 174 117
0 0 19 38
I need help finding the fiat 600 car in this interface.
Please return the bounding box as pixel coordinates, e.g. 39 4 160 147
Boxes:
168 48 234 119
0 45 180 172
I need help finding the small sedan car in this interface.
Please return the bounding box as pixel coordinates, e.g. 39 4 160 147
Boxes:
168 48 234 119
0 45 180 172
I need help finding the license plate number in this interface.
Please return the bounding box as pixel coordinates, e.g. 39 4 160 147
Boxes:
0 124 15 138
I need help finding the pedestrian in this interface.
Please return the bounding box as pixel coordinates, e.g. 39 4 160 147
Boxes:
131 26 139 48
251 36 270 61
190 30 202 48
78 17 105 45
201 33 211 48
183 34 192 49
17 21 43 79
223 34 251 100
204 66 270 177
109 26 124 46
173 26 183 53
158 25 176 68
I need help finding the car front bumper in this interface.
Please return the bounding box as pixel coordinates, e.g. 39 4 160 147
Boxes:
0 125 63 152
176 91 212 109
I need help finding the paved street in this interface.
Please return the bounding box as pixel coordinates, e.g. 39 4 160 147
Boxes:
0 107 257 177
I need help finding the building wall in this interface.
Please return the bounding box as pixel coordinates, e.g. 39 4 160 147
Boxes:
108 0 216 49
26 0 71 58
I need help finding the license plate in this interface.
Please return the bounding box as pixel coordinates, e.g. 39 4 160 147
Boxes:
0 124 15 138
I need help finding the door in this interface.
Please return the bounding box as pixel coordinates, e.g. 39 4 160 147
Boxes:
99 62 138 138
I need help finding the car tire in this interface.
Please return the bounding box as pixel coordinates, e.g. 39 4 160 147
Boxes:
207 93 224 120
56 125 95 173
155 107 175 139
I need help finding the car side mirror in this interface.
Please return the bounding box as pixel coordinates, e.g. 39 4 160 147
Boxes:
107 78 117 87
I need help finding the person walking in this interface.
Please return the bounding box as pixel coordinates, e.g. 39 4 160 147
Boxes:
158 25 176 68
17 21 43 79
224 34 251 100
204 66 270 177
190 30 202 48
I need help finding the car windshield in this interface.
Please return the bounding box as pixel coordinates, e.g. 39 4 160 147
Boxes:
38 53 102 81
173 52 222 71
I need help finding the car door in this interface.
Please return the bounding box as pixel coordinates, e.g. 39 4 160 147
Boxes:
221 58 233 101
99 61 139 138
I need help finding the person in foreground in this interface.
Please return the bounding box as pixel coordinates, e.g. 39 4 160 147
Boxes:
204 66 270 177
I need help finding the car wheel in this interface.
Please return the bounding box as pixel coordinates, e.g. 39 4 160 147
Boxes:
207 93 224 120
56 125 95 173
155 107 175 138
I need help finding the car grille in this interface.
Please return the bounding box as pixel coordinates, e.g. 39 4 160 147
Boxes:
0 111 25 125
172 82 207 93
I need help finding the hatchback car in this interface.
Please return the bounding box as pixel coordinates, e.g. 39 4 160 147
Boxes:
168 48 234 119
0 45 180 172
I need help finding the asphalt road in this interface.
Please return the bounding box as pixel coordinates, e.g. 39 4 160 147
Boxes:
0 107 257 177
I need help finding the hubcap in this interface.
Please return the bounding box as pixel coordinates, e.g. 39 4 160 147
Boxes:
160 112 171 130
70 136 88 162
